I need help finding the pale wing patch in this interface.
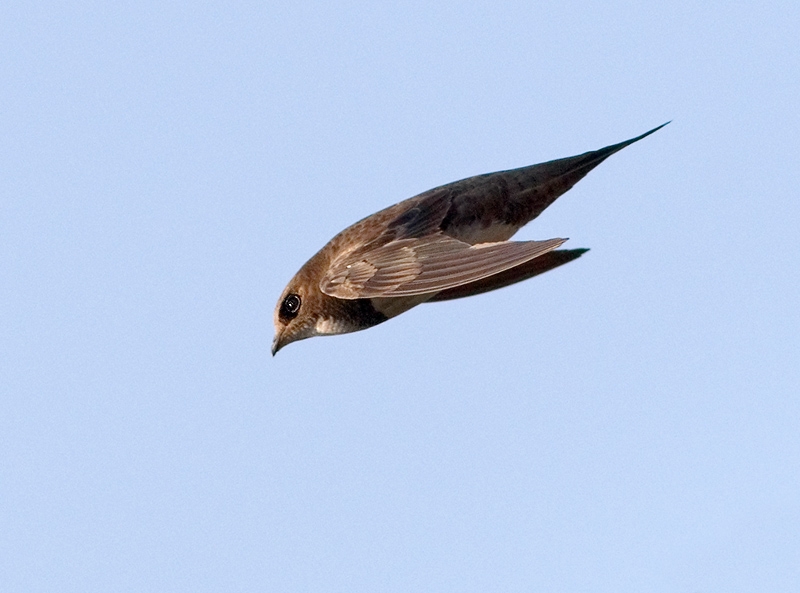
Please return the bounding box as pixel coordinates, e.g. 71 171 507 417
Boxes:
321 243 420 299
321 234 566 299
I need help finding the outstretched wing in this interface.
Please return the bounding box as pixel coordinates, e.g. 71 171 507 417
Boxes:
427 248 588 302
320 234 566 299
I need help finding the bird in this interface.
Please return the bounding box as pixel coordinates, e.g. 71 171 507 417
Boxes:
272 123 667 355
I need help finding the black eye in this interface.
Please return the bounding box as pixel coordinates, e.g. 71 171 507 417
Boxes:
280 294 301 319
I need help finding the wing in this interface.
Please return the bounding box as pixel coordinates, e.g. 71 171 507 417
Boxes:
320 234 566 299
427 248 588 302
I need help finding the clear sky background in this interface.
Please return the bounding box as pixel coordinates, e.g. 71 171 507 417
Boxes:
2 1 798 592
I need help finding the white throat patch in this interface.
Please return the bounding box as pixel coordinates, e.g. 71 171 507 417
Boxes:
314 317 348 335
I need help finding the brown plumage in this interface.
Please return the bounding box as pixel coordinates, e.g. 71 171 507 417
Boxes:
272 123 667 354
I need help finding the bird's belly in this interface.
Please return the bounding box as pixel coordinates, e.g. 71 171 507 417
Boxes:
447 222 518 245
371 294 435 318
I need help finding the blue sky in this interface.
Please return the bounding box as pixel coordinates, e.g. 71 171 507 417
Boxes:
2 1 798 591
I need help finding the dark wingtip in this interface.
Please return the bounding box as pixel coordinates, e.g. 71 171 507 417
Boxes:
577 121 669 169
637 121 671 139
612 121 671 151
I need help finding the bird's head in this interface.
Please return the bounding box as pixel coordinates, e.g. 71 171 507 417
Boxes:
271 261 328 356
272 256 392 355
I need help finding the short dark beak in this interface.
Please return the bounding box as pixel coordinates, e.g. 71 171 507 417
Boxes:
271 333 283 356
